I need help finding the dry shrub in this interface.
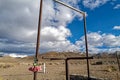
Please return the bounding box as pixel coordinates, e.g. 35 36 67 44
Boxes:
91 61 103 65
48 63 52 65
54 62 60 65
107 66 117 72
0 64 13 69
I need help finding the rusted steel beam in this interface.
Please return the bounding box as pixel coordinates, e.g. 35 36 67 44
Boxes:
53 0 85 15
42 56 93 60
67 57 93 60
65 59 69 80
34 0 43 80
83 13 90 79
43 56 93 80
33 0 90 80
53 0 90 79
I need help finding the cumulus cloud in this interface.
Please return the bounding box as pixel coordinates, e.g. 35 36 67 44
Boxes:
40 40 79 52
39 26 80 52
42 0 83 27
0 0 82 54
0 0 119 54
102 34 120 47
0 39 36 54
5 53 28 58
113 26 120 30
76 32 120 53
76 32 103 53
41 26 71 41
82 0 109 9
0 0 39 42
114 4 120 9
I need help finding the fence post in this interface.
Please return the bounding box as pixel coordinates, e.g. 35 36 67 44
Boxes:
116 51 120 71
43 63 46 74
65 59 69 80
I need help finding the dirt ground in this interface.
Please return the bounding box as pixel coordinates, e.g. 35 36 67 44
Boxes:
0 57 120 80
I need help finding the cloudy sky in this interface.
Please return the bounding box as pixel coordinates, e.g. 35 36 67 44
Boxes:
0 0 120 56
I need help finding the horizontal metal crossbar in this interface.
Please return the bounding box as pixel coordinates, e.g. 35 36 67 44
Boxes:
53 0 85 15
67 57 93 60
43 56 93 80
42 56 93 60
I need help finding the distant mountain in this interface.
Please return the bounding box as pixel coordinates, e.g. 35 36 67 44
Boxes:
92 51 120 58
41 51 85 58
23 51 120 61
24 51 85 60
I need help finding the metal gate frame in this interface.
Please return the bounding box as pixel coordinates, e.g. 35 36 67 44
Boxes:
33 0 90 80
43 57 93 80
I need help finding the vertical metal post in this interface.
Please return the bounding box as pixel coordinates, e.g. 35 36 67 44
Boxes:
53 0 90 79
83 13 90 79
65 59 69 80
116 51 120 71
34 0 43 80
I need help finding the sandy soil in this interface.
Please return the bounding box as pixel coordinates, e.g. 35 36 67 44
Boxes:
0 57 120 80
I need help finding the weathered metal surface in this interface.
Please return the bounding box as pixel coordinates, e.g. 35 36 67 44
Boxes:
43 56 93 80
34 0 43 80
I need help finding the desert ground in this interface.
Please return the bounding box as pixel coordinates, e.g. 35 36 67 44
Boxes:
0 52 120 80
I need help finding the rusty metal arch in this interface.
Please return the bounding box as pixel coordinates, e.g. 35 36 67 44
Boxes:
33 0 90 80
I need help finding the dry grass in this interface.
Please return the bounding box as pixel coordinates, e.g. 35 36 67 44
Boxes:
0 53 120 80
0 76 3 80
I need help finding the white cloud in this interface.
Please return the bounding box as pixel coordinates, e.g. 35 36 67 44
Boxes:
114 4 120 9
102 34 120 47
76 32 120 53
0 40 36 53
85 32 103 47
41 26 71 41
40 26 80 52
0 52 27 58
113 26 120 30
0 0 82 54
0 0 81 42
0 0 119 54
40 40 79 52
82 0 109 9
76 32 103 53
5 53 28 58
0 0 39 42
